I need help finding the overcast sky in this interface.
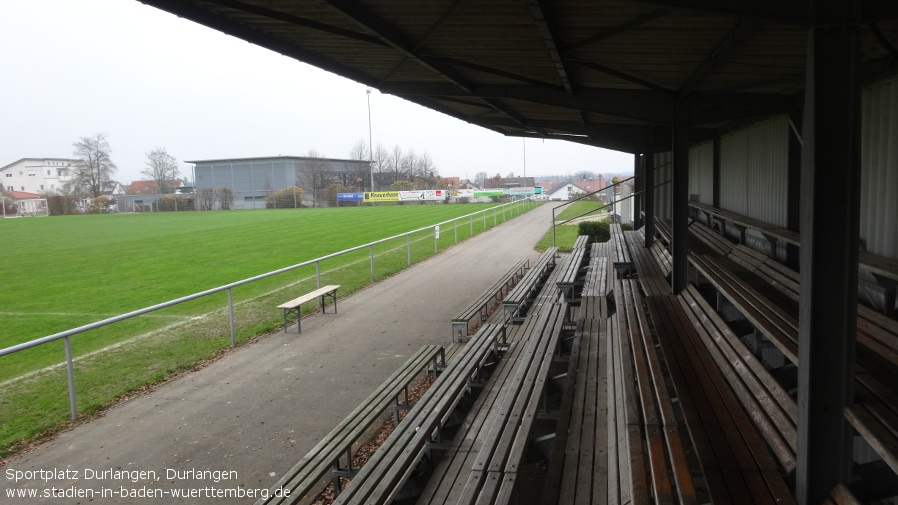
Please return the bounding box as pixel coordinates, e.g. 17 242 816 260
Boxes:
1 0 635 185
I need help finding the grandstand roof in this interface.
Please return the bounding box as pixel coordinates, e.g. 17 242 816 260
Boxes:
139 0 898 153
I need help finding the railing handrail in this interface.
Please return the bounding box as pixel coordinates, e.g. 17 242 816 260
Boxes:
0 198 533 358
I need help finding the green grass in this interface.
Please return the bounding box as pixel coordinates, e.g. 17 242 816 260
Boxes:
0 201 539 456
538 200 610 251
553 199 608 222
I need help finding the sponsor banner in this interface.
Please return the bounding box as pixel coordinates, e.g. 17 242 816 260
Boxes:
450 189 475 198
398 190 445 201
473 189 503 197
363 191 400 202
507 187 537 196
337 192 364 201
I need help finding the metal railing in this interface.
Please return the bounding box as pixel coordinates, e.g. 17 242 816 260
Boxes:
0 197 538 420
550 176 672 247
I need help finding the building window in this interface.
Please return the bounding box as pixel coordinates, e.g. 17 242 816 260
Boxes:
20 186 25 191
47 169 51 176
4 173 11 178
28 172 36 177
5 186 11 191
40 185 44 190
19 171 23 176
51 184 55 189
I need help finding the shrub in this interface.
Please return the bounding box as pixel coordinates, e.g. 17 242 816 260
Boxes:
578 220 610 244
265 186 306 209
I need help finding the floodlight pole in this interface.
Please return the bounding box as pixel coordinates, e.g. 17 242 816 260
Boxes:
367 88 375 192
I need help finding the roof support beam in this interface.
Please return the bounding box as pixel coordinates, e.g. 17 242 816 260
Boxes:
204 0 387 47
525 0 574 93
679 19 758 98
636 0 809 24
321 0 540 132
382 82 796 125
562 9 671 52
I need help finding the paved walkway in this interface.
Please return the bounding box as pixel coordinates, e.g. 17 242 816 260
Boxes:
2 203 556 504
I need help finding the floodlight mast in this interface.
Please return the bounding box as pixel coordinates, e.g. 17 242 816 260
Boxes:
367 88 374 192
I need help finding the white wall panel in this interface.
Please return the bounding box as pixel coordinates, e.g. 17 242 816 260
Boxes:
689 141 714 204
719 115 789 227
860 77 898 259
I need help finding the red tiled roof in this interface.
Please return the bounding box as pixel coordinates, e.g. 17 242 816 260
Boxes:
7 190 41 200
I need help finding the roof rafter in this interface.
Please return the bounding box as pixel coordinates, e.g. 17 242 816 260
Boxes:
205 0 387 47
320 0 545 135
524 0 574 94
561 9 672 53
565 58 673 93
678 19 758 98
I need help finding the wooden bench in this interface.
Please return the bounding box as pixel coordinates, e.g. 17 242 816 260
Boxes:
578 242 612 321
420 298 570 505
610 223 632 277
690 245 898 489
543 279 701 505
624 230 670 297
540 318 607 505
502 247 557 324
556 235 590 302
277 284 340 334
257 344 445 505
451 259 528 340
645 293 797 504
690 201 800 249
331 323 507 505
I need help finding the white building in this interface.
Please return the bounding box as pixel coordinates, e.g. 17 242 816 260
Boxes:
1 158 79 194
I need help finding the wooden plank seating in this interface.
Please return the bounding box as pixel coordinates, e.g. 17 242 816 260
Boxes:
257 344 445 505
612 279 697 504
624 230 670 297
689 201 800 249
691 201 898 290
689 242 898 488
451 259 528 340
502 247 558 324
331 323 506 505
645 293 797 504
556 235 590 302
277 284 340 334
678 285 798 473
610 223 632 277
578 242 612 321
654 217 673 246
540 318 607 505
419 266 572 505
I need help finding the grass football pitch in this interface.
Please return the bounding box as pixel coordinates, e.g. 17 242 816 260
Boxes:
0 202 534 455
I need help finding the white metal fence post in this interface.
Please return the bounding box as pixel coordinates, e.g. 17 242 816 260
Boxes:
65 336 77 420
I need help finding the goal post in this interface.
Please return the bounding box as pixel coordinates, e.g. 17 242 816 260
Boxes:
14 198 50 217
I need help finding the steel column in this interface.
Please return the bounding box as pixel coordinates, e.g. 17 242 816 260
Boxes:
672 103 690 294
796 5 861 503
634 153 644 229
644 136 655 248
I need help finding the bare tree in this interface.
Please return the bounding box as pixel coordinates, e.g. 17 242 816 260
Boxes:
142 147 180 194
474 171 488 187
69 133 118 198
216 187 234 210
349 139 371 190
198 188 216 210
